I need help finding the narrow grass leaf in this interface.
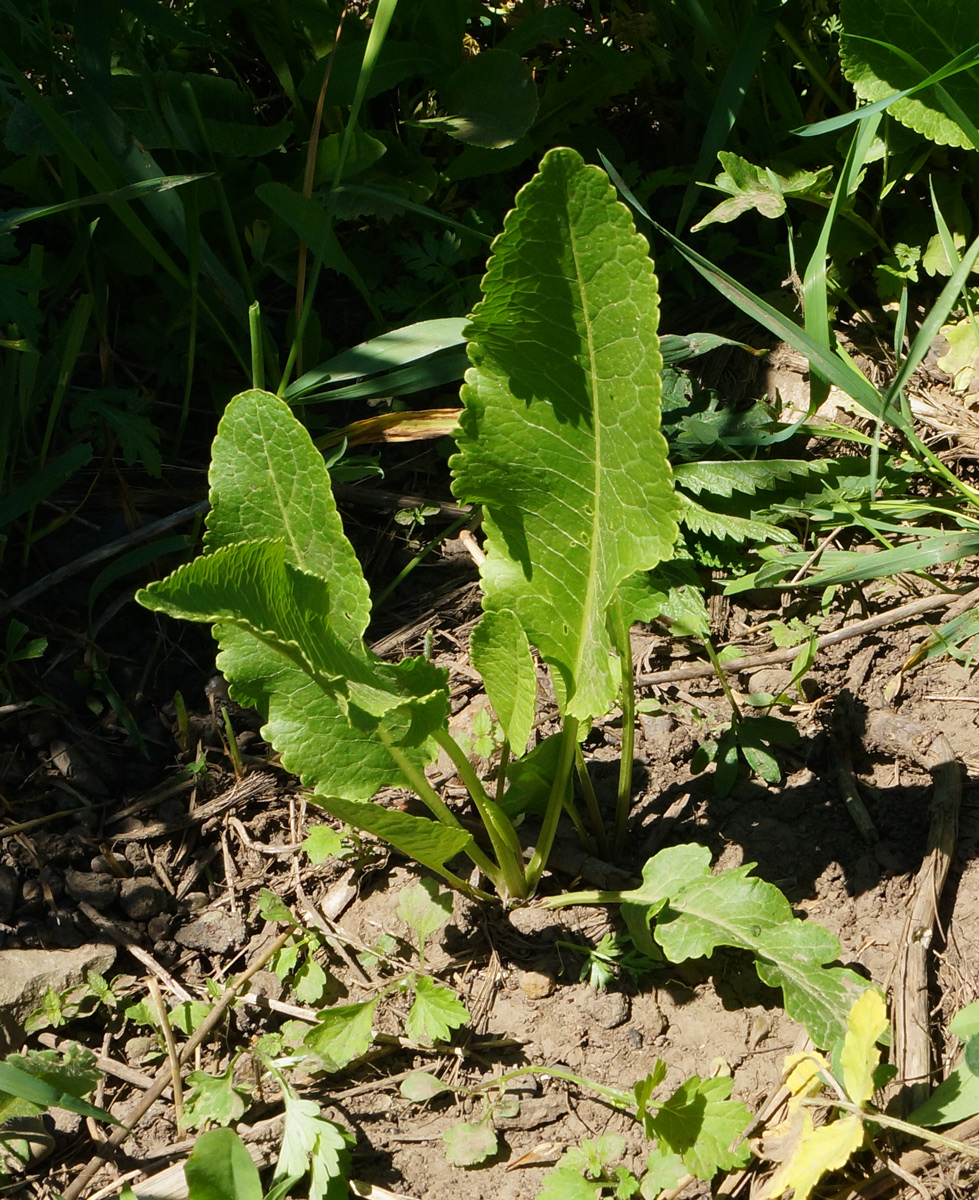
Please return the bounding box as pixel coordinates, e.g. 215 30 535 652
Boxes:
286 319 467 395
0 1062 116 1124
0 444 92 527
795 532 979 587
599 154 898 429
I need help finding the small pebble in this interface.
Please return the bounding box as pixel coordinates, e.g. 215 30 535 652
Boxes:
175 910 246 954
587 990 630 1029
517 969 556 999
146 914 171 941
65 869 120 911
119 878 170 921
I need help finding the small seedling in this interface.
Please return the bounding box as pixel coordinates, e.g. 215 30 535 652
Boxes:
556 931 661 991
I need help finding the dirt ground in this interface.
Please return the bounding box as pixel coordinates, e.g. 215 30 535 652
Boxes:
3 564 979 1200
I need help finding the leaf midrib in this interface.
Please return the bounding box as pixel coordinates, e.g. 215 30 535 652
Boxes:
566 198 603 699
257 404 307 570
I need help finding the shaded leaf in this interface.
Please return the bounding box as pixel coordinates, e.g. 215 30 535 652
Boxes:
400 1072 450 1101
313 796 474 884
429 50 538 147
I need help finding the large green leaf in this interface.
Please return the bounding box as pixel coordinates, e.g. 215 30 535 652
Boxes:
624 845 870 1049
140 578 448 801
249 662 446 801
840 0 979 149
140 540 418 718
205 389 370 647
451 147 677 720
550 844 869 1049
137 390 449 802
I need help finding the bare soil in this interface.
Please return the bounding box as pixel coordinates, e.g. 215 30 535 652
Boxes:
3 569 979 1200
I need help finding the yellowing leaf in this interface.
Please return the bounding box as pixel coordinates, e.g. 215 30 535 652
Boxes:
841 989 887 1106
937 319 979 395
782 1052 830 1097
763 1111 863 1200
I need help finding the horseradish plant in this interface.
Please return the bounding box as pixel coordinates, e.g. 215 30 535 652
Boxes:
138 147 677 901
138 145 870 1050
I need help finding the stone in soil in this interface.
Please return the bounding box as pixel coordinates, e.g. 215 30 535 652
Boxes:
0 944 115 1051
175 910 247 953
0 865 18 923
65 869 121 911
119 878 170 921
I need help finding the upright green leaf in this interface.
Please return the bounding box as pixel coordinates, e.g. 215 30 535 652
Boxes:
469 609 537 753
273 1093 351 1200
205 389 370 646
451 147 677 720
138 391 450 804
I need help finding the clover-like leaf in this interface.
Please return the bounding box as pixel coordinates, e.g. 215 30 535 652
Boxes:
182 1064 250 1131
303 1000 378 1071
649 1075 751 1179
396 878 453 952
